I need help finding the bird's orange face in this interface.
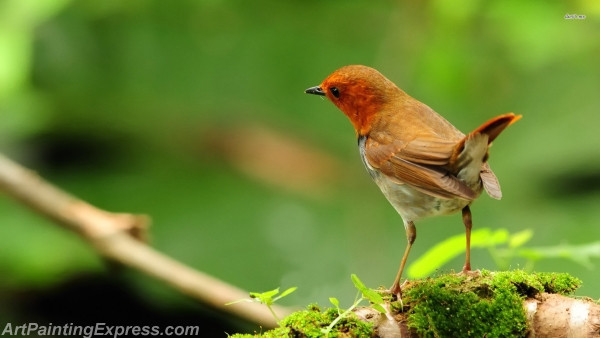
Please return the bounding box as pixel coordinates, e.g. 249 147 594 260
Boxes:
306 65 401 136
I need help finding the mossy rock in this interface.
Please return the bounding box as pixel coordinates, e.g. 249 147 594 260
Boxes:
402 270 580 337
232 270 581 337
232 304 373 337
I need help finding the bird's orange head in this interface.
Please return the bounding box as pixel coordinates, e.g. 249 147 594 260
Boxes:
305 65 403 136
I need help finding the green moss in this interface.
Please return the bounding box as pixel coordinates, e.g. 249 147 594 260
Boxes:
231 271 581 337
231 303 373 337
402 270 581 337
536 272 582 294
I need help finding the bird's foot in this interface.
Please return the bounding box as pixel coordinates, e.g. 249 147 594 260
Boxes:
387 286 401 301
388 279 411 301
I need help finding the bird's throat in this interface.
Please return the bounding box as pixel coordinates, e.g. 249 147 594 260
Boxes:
338 99 380 137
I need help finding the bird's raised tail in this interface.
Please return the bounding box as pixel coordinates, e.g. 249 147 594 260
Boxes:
450 113 522 200
470 113 522 144
452 113 522 162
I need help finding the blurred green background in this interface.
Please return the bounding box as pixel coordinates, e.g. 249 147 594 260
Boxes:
1 0 599 333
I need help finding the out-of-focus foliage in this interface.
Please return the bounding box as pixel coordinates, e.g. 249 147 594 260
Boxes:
0 0 70 140
408 228 600 278
0 0 599 328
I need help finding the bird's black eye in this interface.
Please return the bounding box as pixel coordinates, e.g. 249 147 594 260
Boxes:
329 87 340 98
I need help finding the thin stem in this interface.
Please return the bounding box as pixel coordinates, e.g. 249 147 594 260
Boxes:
0 153 292 327
323 297 364 336
268 305 281 324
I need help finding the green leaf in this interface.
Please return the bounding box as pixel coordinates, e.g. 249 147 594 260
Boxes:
351 274 368 293
371 303 387 314
518 242 600 269
351 274 385 311
249 287 280 305
363 289 384 305
329 297 340 308
509 229 533 248
486 229 510 246
408 228 510 278
261 288 281 298
273 286 297 301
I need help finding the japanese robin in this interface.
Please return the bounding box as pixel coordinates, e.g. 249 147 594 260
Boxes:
305 65 521 295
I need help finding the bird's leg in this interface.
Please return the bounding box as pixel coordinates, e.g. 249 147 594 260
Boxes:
390 220 416 297
462 206 472 272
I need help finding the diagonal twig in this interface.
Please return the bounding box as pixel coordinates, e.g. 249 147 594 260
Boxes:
0 153 291 328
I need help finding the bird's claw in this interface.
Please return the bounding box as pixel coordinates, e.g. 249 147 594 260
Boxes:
388 279 411 301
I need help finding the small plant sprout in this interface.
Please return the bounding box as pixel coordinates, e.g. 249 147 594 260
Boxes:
321 275 387 336
226 286 297 323
322 292 363 336
351 274 387 314
329 297 341 315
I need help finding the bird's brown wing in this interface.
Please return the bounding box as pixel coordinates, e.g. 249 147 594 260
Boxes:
392 135 458 165
364 135 477 200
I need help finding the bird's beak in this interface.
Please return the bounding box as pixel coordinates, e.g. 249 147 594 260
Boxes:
305 86 325 96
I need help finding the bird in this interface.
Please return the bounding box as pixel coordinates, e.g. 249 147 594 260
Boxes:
305 65 521 295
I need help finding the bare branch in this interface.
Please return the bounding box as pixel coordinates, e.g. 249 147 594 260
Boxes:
0 153 291 328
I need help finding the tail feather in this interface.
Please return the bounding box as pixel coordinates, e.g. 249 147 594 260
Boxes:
450 113 521 199
452 113 521 161
471 113 522 144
